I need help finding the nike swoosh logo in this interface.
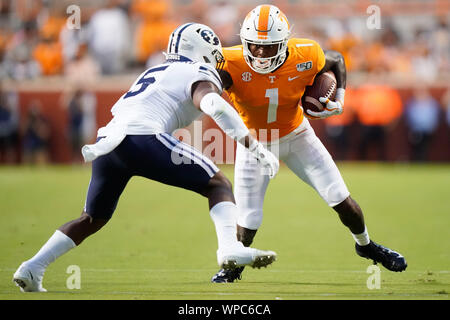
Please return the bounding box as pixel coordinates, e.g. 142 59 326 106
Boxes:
288 76 300 81
28 270 33 280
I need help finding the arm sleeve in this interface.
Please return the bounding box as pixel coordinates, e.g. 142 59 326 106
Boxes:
199 92 249 141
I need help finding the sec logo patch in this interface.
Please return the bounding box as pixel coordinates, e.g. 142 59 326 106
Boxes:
242 72 252 82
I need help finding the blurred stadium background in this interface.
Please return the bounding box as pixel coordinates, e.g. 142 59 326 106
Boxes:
0 0 449 165
1 0 449 301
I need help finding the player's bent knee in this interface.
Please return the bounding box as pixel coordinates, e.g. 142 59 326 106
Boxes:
207 172 233 193
323 182 350 207
80 212 109 232
214 172 233 189
333 196 362 213
58 212 109 246
198 172 234 203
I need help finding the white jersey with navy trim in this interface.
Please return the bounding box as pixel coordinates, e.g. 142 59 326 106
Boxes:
108 59 223 135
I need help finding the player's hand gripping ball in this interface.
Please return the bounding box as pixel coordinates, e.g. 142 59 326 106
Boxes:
301 71 342 119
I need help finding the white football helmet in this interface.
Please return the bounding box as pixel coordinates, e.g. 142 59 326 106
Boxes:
166 23 224 70
240 5 291 74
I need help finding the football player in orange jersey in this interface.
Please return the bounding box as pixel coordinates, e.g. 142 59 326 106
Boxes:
211 4 407 283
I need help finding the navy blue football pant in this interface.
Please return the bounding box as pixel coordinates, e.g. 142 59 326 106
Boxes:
84 134 219 220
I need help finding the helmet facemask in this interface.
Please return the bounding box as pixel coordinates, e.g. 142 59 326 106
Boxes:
241 39 288 74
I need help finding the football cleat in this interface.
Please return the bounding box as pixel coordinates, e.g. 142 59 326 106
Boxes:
211 267 245 283
13 262 47 292
217 243 277 270
355 240 407 272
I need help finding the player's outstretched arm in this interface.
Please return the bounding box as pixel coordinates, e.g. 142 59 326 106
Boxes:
192 81 279 179
307 50 346 119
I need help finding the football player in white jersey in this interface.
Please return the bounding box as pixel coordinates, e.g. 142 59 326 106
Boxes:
13 23 279 292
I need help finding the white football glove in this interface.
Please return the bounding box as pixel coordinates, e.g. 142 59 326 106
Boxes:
248 141 279 179
306 98 343 119
306 88 345 119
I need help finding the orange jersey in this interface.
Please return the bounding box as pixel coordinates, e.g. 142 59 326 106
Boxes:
223 38 325 141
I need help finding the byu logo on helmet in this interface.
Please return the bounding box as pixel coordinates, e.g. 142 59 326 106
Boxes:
200 29 219 45
166 23 224 69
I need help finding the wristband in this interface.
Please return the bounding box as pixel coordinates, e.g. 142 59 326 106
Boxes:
336 88 345 104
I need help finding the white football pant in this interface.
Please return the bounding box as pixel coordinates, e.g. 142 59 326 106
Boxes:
234 118 350 230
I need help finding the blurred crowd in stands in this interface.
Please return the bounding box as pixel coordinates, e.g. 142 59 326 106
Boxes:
0 0 449 164
0 0 449 81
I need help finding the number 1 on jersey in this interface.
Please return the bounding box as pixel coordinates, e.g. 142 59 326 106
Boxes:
265 88 278 123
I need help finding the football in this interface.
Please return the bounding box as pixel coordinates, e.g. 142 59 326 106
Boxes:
301 71 337 114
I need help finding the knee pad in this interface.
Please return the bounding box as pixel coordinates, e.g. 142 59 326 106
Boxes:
322 181 350 207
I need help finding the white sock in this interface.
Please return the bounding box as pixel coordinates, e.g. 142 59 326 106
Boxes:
352 226 370 246
26 230 76 271
210 201 240 250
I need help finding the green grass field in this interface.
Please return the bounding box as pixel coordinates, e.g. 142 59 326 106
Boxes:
0 163 449 300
